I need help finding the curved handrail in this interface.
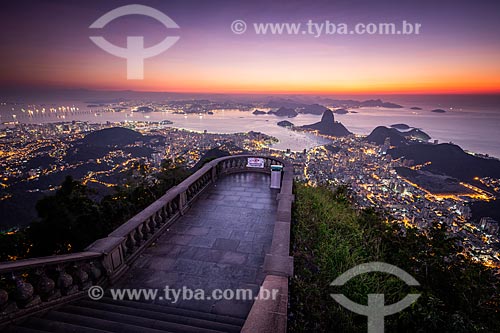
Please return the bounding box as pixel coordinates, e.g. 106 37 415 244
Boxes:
0 252 102 275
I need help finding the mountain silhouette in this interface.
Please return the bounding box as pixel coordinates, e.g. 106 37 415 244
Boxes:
365 126 409 146
78 127 143 147
365 126 430 146
301 110 351 136
388 143 500 182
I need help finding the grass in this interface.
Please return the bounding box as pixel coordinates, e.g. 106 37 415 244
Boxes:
289 183 395 332
288 183 499 332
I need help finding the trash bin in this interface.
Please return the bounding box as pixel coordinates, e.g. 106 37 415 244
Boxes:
270 165 283 189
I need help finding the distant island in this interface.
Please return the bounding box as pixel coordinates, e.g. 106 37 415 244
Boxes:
410 107 422 110
134 106 154 113
431 109 447 113
268 107 298 118
390 123 411 130
252 109 267 115
359 99 403 108
264 98 404 112
333 108 349 115
299 110 351 137
297 104 329 115
249 98 407 119
277 120 294 128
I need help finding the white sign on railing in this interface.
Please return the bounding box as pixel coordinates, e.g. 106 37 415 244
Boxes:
247 157 265 168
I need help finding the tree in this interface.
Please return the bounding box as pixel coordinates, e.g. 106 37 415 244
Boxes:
3 161 190 260
0 231 30 261
27 176 104 256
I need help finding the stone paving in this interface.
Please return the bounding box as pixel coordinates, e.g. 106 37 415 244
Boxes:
117 172 278 318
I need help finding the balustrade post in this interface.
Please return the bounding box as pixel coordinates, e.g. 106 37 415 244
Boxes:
178 186 188 215
55 266 78 296
34 268 60 302
0 288 17 314
126 232 137 253
0 289 8 310
157 209 165 225
211 165 217 182
86 261 103 283
13 274 41 308
134 226 144 246
146 216 153 234
167 202 174 218
71 264 91 290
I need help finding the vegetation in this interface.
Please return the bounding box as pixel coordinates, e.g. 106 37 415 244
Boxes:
0 160 189 260
289 183 499 332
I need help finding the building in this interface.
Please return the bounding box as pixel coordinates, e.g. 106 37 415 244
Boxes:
479 217 499 235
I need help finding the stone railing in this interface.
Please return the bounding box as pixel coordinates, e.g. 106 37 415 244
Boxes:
0 155 285 325
242 158 294 333
0 252 106 324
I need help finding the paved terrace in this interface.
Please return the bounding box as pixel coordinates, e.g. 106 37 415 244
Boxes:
118 173 278 317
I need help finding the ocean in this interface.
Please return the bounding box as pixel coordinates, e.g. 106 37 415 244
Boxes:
1 94 499 157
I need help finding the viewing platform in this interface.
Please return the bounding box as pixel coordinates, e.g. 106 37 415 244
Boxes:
118 172 278 317
0 155 294 333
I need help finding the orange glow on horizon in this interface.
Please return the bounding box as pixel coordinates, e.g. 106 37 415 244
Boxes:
5 46 500 95
3 36 500 96
10 78 499 95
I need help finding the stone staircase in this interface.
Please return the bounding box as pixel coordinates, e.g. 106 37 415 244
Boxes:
4 297 245 333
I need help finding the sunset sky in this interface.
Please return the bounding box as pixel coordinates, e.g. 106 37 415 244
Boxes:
1 0 500 94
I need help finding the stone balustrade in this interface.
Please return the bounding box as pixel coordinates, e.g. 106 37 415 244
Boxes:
0 252 105 323
0 155 287 326
242 156 294 333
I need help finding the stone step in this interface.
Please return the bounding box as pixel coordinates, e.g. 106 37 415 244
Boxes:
98 296 246 326
57 304 225 333
3 325 52 333
42 310 166 333
4 295 246 333
75 300 242 333
17 316 113 333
